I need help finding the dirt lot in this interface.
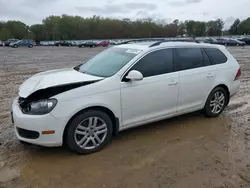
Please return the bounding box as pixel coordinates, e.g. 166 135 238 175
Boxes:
0 46 250 188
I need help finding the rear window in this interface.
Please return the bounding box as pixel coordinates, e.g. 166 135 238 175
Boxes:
204 48 227 64
174 48 203 71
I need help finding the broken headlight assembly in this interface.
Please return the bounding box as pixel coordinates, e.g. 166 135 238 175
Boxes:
22 99 58 115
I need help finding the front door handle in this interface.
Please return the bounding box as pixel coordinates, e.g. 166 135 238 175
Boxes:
207 73 214 78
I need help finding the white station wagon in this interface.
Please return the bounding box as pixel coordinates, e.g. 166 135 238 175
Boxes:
12 40 241 154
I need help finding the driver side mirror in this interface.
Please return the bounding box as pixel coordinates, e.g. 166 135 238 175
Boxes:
125 70 143 81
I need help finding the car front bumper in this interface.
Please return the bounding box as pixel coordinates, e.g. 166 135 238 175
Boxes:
12 98 65 147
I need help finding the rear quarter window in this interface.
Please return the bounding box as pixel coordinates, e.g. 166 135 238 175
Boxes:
204 48 227 64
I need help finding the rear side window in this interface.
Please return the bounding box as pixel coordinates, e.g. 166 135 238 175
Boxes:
204 48 227 64
131 49 173 77
174 48 203 71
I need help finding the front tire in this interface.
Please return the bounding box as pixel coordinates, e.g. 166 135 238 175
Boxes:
204 87 228 117
66 110 113 154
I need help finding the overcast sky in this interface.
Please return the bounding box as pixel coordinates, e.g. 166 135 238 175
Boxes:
0 0 249 28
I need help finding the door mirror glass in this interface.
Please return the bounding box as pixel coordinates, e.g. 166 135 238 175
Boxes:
126 70 143 81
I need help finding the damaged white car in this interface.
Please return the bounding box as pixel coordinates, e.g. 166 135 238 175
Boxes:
12 40 240 154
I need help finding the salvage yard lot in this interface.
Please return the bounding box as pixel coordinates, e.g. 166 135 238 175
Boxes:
0 46 250 188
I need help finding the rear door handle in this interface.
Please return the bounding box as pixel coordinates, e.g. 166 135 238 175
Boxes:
168 81 178 86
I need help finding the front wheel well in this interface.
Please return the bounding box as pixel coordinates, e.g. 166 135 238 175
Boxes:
63 106 119 145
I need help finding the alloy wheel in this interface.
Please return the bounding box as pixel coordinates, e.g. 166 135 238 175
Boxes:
74 117 108 150
209 91 225 114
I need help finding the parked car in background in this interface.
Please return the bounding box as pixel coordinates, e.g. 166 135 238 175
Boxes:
109 40 117 45
49 42 56 46
97 41 109 47
238 37 250 45
0 40 4 46
223 39 246 46
71 41 78 46
10 40 35 48
216 38 227 45
78 41 98 48
35 41 41 46
204 38 219 44
12 41 240 154
55 41 73 47
4 39 18 46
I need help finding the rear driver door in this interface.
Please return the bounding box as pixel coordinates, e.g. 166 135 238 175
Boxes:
174 47 215 114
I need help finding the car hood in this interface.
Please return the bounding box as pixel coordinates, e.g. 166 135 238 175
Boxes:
19 68 104 98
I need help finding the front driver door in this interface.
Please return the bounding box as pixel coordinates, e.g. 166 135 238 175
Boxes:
120 48 179 128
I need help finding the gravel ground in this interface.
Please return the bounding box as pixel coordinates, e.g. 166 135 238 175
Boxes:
0 46 250 188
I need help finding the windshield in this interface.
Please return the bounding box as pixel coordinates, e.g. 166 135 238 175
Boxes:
76 47 141 77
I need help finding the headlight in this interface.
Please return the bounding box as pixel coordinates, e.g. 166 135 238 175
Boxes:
23 99 57 115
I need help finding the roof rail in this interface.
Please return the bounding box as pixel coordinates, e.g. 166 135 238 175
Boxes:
117 38 165 45
149 39 199 47
116 38 199 46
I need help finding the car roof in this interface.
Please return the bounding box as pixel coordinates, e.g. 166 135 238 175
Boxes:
114 42 223 51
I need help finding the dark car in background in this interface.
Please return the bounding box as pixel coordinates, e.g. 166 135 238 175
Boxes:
203 38 219 44
35 41 41 46
10 40 35 48
238 37 250 45
97 41 109 47
216 38 227 45
55 41 73 46
4 39 19 46
216 38 245 46
78 41 98 48
224 39 246 46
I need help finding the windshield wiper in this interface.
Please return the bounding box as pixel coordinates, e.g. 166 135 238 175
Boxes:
74 63 83 71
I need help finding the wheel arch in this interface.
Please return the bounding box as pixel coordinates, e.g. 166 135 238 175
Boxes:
63 106 119 145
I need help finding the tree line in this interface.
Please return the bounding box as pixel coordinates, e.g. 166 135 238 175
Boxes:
0 15 250 41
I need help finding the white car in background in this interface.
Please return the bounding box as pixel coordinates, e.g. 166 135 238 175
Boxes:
0 40 4 46
12 40 241 154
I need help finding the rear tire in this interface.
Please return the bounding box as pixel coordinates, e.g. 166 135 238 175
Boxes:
28 44 33 48
204 87 228 117
66 110 113 154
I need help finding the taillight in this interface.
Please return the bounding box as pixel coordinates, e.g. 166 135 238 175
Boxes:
235 68 241 80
